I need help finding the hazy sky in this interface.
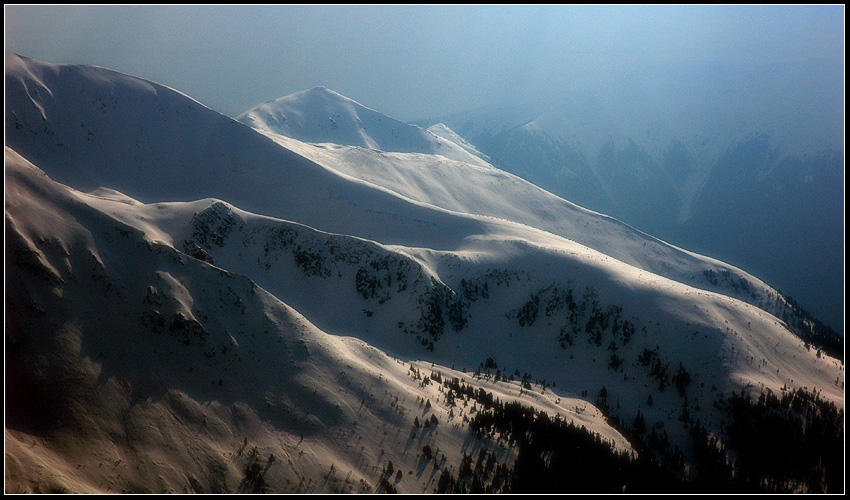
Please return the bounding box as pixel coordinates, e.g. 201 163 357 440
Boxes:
4 5 845 121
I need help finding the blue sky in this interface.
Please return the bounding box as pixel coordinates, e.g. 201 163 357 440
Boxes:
4 5 845 120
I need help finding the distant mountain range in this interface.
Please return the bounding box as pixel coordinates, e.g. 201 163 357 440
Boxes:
5 53 844 494
419 59 844 334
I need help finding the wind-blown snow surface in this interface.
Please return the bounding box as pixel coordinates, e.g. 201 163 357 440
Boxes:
5 54 845 493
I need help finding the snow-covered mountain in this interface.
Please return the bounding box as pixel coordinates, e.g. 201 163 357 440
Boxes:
424 60 845 334
425 122 491 164
243 104 837 359
5 53 802 324
5 54 845 493
7 148 635 493
236 86 490 167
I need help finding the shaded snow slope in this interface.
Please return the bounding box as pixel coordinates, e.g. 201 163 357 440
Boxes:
5 54 844 493
8 147 842 470
236 86 490 167
6 148 633 494
7 52 793 327
425 62 845 334
11 51 833 332
4 54 505 251
251 131 820 345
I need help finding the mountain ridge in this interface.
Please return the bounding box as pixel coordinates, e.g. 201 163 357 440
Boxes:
419 59 844 333
5 54 844 493
237 85 490 167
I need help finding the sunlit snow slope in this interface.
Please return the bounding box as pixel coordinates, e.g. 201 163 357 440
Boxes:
237 86 490 167
7 148 636 493
5 53 844 493
244 108 829 351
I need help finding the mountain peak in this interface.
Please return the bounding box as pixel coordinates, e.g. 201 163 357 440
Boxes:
296 85 349 101
6 54 844 494
237 88 491 166
307 85 333 94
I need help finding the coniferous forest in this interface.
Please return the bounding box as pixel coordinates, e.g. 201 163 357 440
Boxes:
429 371 843 494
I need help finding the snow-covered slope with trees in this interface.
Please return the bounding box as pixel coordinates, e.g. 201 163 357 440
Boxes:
248 120 836 357
423 60 844 334
5 54 844 493
6 148 634 493
6 52 799 325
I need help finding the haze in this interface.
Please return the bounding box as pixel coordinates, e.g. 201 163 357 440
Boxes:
4 5 846 332
5 5 844 121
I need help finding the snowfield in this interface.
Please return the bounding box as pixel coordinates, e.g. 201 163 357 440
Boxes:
5 53 844 493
